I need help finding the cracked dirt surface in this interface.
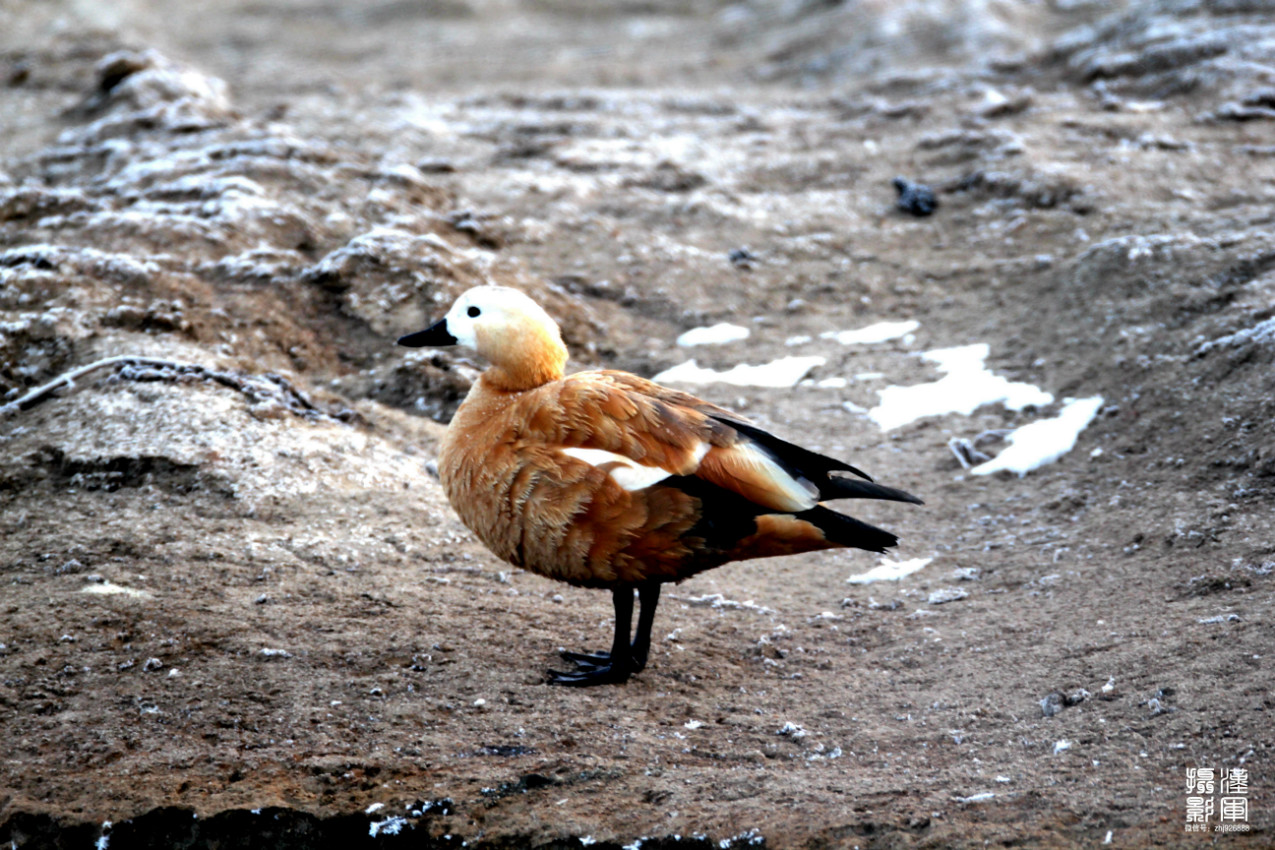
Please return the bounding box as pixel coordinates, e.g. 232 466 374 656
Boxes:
1 1 1273 847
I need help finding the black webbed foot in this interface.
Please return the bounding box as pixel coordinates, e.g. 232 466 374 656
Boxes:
545 583 662 687
559 649 612 671
547 655 632 686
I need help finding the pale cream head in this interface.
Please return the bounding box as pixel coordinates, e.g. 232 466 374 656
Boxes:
445 286 569 391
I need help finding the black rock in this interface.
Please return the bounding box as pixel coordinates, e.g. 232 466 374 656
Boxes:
893 177 938 216
728 247 758 268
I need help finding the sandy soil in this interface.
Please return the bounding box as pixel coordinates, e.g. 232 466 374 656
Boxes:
2 1 1273 847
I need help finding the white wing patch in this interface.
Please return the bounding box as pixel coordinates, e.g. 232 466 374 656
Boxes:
560 443 709 492
561 447 671 490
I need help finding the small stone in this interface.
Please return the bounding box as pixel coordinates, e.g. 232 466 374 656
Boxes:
893 177 938 216
728 247 757 269
1065 688 1090 706
927 587 968 605
57 559 85 575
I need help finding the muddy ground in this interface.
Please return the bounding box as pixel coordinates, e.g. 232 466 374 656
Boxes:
2 1 1273 847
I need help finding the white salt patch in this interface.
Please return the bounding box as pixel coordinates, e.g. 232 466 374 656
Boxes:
821 320 920 345
954 792 996 804
686 593 775 615
869 344 1053 431
369 816 409 838
384 162 428 184
847 556 933 585
1196 316 1275 354
814 377 848 389
684 720 705 729
654 356 825 388
677 323 750 347
1054 739 1072 754
970 397 1104 477
80 581 152 600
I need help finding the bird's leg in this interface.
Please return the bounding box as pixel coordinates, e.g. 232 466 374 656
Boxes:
557 582 664 674
548 585 635 686
630 582 661 672
556 586 628 669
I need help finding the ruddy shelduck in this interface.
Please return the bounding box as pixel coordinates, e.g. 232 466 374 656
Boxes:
400 286 921 686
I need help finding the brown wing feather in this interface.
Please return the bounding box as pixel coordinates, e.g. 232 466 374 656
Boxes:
549 372 723 471
549 371 814 511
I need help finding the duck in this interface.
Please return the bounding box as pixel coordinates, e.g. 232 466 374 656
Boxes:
399 285 921 686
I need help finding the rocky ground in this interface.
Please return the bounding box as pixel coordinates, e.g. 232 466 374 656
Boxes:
2 1 1273 847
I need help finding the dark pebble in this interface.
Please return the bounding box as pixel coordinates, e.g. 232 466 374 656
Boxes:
893 177 938 216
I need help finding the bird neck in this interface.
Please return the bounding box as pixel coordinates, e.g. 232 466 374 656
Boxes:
479 323 568 392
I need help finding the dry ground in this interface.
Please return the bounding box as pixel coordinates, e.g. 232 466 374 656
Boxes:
2 1 1273 847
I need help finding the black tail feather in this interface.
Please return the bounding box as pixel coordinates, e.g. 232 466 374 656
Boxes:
798 505 899 554
823 475 924 505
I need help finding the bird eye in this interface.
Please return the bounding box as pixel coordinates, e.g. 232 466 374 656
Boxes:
467 306 481 318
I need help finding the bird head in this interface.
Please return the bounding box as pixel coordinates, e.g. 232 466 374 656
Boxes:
399 286 568 391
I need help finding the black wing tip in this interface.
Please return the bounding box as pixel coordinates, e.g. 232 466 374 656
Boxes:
824 475 924 505
708 415 928 501
834 459 874 482
859 533 900 555
712 415 876 482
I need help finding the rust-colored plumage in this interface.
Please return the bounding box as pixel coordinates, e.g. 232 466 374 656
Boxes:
400 286 921 686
